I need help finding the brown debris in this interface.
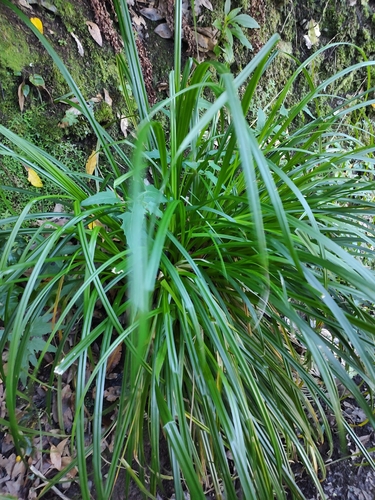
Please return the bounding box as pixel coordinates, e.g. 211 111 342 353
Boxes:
89 0 123 53
136 38 157 105
250 0 266 53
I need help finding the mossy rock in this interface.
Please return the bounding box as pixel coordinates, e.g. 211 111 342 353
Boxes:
0 0 124 216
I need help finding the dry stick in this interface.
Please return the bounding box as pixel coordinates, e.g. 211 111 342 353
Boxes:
29 465 71 500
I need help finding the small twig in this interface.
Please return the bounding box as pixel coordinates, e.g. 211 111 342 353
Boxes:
29 465 71 500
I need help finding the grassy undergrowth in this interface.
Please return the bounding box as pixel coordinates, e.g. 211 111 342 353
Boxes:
1 0 375 499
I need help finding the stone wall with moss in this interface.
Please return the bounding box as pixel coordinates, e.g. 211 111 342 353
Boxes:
1 0 375 216
0 0 123 215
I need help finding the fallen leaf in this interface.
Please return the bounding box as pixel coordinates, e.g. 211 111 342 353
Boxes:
26 167 43 188
0 452 16 475
132 14 147 28
56 437 69 455
30 17 43 34
104 386 121 402
154 22 173 39
89 94 103 103
1 433 15 454
140 7 164 21
120 116 129 137
56 384 73 432
88 219 102 230
18 83 25 112
304 19 320 49
106 343 122 374
50 444 61 471
61 456 78 478
195 32 217 52
103 88 112 106
71 32 84 57
86 150 98 175
86 21 103 46
61 456 78 489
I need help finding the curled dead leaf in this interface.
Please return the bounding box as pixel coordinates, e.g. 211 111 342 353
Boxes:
71 32 84 57
86 21 103 46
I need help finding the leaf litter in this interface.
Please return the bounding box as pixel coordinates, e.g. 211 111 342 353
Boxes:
4 2 375 500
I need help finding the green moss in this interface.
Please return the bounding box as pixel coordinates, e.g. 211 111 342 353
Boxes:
94 101 114 123
53 0 82 32
0 14 31 73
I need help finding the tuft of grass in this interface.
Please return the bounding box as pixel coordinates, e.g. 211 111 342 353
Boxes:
1 0 375 499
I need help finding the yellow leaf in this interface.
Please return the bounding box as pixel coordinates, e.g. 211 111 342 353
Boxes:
26 167 43 188
371 103 375 109
30 17 43 34
88 219 102 230
86 150 98 175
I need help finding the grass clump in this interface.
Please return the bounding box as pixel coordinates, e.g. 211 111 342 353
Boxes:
1 0 375 499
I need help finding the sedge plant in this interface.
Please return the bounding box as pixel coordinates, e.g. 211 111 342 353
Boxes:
1 0 375 499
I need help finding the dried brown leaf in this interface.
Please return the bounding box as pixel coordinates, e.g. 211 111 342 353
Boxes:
1 433 15 454
52 384 73 432
86 21 103 46
89 94 103 103
50 444 62 471
104 386 121 402
18 83 25 112
103 88 112 106
56 437 69 456
154 22 173 39
71 32 84 57
106 343 122 374
0 452 16 475
132 14 147 28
